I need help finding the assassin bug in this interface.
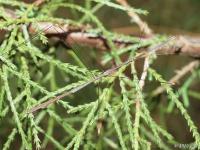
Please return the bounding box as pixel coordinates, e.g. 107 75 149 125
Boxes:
27 24 175 114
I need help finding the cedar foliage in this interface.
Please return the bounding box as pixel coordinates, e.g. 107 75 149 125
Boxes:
0 1 200 150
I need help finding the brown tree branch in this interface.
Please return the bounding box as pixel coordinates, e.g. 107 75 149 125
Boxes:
33 0 45 6
27 22 200 58
116 0 153 36
3 8 200 59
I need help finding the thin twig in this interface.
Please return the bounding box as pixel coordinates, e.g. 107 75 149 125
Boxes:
116 0 152 88
33 0 45 6
116 0 154 147
139 56 150 89
116 0 153 36
151 60 200 97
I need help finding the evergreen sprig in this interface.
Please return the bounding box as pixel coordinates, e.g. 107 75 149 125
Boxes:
0 1 199 150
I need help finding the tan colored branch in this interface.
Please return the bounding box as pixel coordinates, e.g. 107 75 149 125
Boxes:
27 22 200 59
158 36 200 58
116 0 152 88
151 60 200 97
139 56 150 89
116 0 153 36
33 0 45 6
3 8 200 59
115 2 152 145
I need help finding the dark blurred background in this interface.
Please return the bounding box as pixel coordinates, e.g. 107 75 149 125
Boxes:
100 0 200 33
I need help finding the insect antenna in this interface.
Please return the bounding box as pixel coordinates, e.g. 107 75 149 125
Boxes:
7 24 53 53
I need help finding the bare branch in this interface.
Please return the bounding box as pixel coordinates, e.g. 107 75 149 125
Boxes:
151 60 200 97
27 23 200 59
116 0 152 88
3 8 200 59
116 0 153 36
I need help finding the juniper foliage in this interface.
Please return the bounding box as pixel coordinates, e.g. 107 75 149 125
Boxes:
0 1 200 150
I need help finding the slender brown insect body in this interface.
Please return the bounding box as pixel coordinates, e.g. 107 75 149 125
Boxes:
27 39 174 113
27 25 175 114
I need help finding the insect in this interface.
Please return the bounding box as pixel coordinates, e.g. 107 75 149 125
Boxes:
26 26 175 113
